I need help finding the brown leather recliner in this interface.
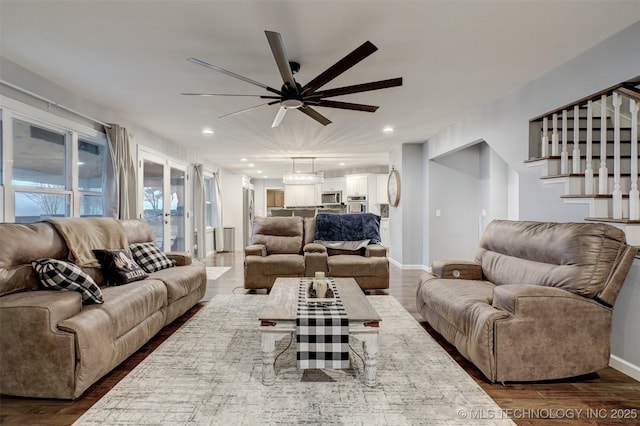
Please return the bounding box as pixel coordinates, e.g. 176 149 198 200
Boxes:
416 220 636 383
244 216 389 290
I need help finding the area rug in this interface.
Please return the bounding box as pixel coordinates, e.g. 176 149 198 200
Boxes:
73 295 514 425
205 266 231 281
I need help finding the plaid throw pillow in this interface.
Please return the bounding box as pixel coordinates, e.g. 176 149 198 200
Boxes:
32 258 104 305
129 242 175 274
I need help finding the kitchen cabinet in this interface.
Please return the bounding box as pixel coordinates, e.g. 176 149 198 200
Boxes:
376 174 388 204
322 177 346 193
346 175 368 196
284 184 319 207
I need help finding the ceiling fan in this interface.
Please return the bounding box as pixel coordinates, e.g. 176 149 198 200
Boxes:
182 30 403 128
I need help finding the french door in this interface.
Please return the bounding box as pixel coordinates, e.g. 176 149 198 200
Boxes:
138 150 188 252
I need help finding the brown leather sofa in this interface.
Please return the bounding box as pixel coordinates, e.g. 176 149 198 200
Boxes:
244 216 389 290
416 220 636 383
0 218 206 399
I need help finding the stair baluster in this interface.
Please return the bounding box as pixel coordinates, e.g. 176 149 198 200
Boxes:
572 105 581 175
541 116 549 157
561 110 568 174
612 92 622 219
598 94 608 194
551 113 559 156
585 100 594 194
629 98 639 220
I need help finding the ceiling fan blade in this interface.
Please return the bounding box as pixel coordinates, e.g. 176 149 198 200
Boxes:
265 31 297 90
311 100 378 112
218 100 280 119
187 57 281 95
181 93 280 99
301 41 378 95
298 106 332 126
271 106 287 128
310 77 403 99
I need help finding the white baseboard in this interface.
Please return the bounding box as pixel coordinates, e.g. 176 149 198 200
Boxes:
388 257 429 271
609 354 640 381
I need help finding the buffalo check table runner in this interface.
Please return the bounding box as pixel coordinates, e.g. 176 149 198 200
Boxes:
296 279 350 369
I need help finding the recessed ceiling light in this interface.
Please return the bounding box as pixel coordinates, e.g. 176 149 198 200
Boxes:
339 162 345 166
383 126 394 133
257 170 262 174
202 128 214 135
263 176 268 179
248 163 255 167
240 158 248 162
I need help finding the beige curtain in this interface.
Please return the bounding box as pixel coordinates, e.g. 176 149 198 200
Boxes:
104 124 136 220
213 172 224 251
193 164 206 260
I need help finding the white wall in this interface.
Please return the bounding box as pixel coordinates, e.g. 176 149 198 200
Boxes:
220 172 246 252
252 178 284 217
422 22 640 378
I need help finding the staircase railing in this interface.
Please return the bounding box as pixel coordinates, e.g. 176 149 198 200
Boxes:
529 80 640 221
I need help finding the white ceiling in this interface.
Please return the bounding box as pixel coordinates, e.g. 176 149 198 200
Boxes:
2 1 639 179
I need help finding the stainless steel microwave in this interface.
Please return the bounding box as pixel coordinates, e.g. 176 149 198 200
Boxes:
321 191 342 204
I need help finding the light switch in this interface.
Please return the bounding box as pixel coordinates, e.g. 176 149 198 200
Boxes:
435 209 441 217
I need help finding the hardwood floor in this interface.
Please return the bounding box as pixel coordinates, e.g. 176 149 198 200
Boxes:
1 252 639 425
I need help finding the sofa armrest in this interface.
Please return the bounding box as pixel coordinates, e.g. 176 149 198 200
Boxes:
165 251 192 266
365 244 387 258
492 284 606 316
431 260 482 279
245 244 267 257
304 243 327 254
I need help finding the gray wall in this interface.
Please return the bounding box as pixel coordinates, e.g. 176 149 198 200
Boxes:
429 144 481 261
388 143 425 267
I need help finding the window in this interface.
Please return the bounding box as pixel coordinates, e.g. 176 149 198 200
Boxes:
12 119 69 222
12 118 67 189
15 191 70 222
78 138 106 217
1 103 108 223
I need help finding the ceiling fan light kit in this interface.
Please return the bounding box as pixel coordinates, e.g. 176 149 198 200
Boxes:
185 30 403 127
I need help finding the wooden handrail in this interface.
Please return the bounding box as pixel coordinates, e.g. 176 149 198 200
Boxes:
615 86 640 102
530 77 640 122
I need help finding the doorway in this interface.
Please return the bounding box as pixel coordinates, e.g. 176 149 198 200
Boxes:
138 150 188 252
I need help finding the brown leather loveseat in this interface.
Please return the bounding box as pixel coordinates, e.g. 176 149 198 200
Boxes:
0 218 206 399
244 215 389 290
416 220 636 383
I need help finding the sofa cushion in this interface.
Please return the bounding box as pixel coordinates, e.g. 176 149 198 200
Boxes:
93 249 148 285
32 259 103 305
475 220 628 298
0 222 68 296
89 279 167 339
247 254 305 276
130 243 175 273
252 216 304 254
417 277 497 335
148 262 206 304
327 255 387 278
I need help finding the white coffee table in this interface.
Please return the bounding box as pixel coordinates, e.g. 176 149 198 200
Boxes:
259 277 382 386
